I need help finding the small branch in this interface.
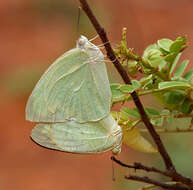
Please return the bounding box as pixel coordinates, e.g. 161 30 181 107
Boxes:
124 50 168 81
112 156 193 188
111 156 166 176
137 182 181 190
125 175 189 190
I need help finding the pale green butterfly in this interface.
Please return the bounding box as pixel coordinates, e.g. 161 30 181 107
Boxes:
26 36 123 154
26 36 111 123
31 114 122 154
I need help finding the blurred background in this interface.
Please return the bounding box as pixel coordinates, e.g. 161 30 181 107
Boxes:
0 0 193 189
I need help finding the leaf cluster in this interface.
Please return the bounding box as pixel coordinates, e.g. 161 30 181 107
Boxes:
111 28 193 152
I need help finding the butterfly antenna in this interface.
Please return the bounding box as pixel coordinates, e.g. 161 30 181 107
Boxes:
97 41 110 48
89 34 99 42
98 46 106 50
76 6 82 36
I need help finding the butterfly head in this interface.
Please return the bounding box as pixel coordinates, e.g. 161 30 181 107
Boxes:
77 35 97 49
77 35 103 59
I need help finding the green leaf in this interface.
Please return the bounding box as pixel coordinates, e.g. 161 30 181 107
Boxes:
120 84 135 93
110 83 120 89
143 44 158 56
180 99 192 113
130 120 140 128
165 52 178 64
110 83 125 99
170 36 187 53
119 80 140 93
172 77 187 82
183 69 193 80
144 49 164 67
140 75 153 89
119 111 130 121
161 109 170 115
160 109 173 122
164 117 192 131
166 115 174 123
140 74 152 84
163 90 186 105
122 107 161 121
170 53 181 71
131 80 141 89
126 60 138 76
151 117 163 127
145 107 163 126
143 44 165 68
145 108 160 116
158 81 190 90
122 108 140 118
158 38 173 52
174 60 189 78
127 60 137 68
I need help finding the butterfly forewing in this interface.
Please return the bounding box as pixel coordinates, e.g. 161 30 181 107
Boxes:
26 47 111 123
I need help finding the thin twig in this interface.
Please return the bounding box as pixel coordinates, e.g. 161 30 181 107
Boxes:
125 175 189 190
112 156 193 188
137 182 180 190
111 156 167 176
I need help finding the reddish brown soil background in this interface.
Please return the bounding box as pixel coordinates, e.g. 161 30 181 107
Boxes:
0 0 193 190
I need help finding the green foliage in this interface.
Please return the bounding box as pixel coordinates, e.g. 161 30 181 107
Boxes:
143 45 165 68
112 28 193 134
158 81 190 90
173 60 189 79
184 69 193 81
120 107 163 127
157 38 173 53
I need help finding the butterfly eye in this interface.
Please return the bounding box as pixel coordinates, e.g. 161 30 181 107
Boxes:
78 36 88 47
78 38 86 46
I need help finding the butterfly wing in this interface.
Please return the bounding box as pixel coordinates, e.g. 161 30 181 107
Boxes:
31 115 122 154
26 48 111 123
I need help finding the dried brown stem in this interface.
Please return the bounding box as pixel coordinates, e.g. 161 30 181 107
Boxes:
111 156 167 176
125 175 189 190
112 156 193 187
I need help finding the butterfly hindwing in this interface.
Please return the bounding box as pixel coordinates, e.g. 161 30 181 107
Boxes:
31 115 122 154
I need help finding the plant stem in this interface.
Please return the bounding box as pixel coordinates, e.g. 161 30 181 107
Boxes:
78 0 174 171
78 0 193 188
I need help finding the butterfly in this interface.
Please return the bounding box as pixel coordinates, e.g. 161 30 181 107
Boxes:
26 35 123 154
